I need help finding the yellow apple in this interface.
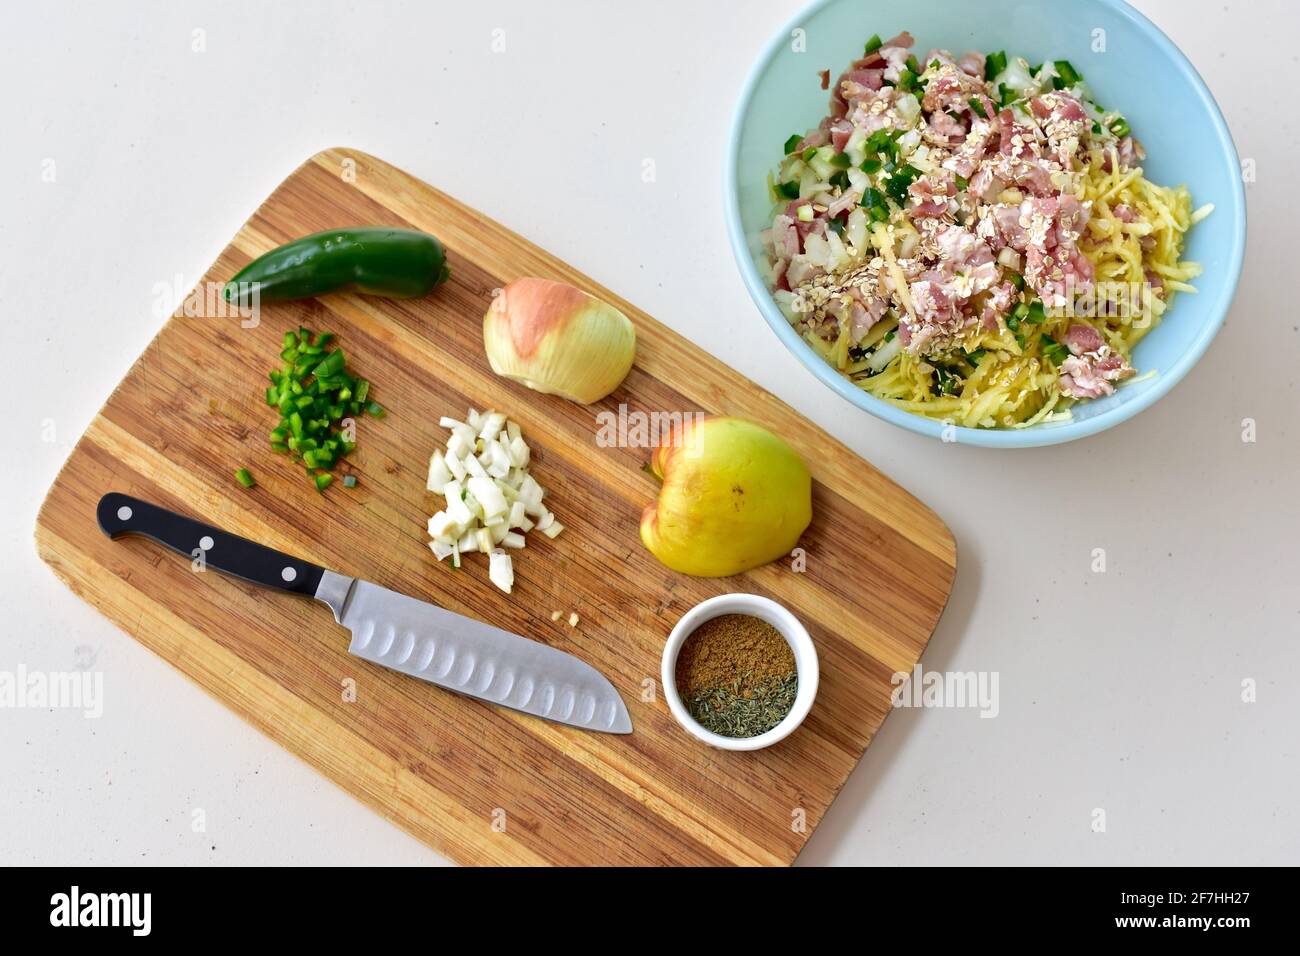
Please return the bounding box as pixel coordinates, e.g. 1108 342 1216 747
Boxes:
639 416 812 577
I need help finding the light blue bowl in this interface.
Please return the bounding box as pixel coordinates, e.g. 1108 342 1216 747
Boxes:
724 0 1245 447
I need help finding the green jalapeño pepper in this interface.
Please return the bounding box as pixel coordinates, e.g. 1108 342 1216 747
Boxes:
223 227 449 305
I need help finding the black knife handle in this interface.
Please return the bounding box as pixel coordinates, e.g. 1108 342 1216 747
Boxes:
97 492 325 598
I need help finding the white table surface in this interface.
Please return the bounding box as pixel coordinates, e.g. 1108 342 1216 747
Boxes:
3 0 1295 866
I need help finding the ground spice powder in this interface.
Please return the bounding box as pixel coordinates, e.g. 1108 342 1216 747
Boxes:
675 614 798 738
675 614 796 697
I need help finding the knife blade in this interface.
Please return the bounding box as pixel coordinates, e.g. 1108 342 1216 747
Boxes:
317 572 631 732
97 492 632 734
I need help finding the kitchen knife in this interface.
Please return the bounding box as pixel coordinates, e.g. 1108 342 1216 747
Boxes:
96 492 632 734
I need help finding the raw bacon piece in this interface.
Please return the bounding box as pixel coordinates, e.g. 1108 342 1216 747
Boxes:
899 224 1002 352
923 62 986 114
878 33 915 83
796 127 831 151
1030 91 1088 166
1117 136 1146 168
943 117 997 179
848 290 889 342
988 202 1031 251
785 256 822 287
1028 245 1094 309
833 66 885 115
772 259 790 292
958 51 986 78
935 224 1000 298
1030 91 1087 123
997 107 1039 160
905 273 967 353
1102 135 1147 171
771 214 800 260
988 110 1059 196
968 164 1008 201
909 171 956 218
1063 324 1104 356
923 109 968 146
826 188 861 218
829 119 854 152
979 280 1018 330
848 84 900 134
935 222 995 269
1059 347 1134 399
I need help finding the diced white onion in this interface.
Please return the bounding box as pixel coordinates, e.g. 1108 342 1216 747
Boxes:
426 408 561 592
519 475 543 506
895 92 921 127
427 451 452 491
803 233 830 268
447 432 471 460
506 437 527 470
488 550 514 594
447 496 474 529
488 442 512 478
867 335 903 373
467 475 508 519
996 57 1035 96
478 411 506 442
845 208 868 254
428 512 459 539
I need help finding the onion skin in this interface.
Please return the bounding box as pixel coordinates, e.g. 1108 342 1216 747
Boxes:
483 278 636 404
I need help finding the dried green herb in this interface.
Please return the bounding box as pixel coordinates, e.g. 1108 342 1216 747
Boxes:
685 672 798 738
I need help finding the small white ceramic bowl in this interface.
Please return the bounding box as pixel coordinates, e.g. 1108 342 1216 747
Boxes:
661 594 819 751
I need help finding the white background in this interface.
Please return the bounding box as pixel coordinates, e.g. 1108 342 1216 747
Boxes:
2 0 1295 866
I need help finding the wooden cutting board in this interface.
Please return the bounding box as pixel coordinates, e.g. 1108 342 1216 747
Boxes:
35 148 956 866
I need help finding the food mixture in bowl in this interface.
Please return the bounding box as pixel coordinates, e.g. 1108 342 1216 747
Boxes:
764 31 1212 428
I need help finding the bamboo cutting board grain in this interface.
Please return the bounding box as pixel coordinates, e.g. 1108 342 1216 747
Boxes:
35 148 956 866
